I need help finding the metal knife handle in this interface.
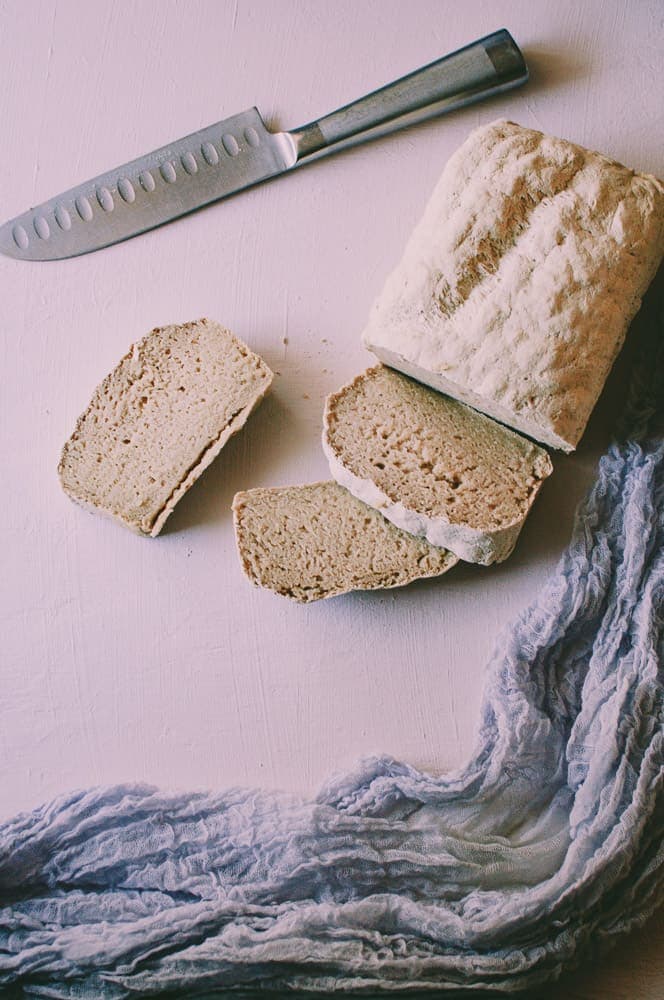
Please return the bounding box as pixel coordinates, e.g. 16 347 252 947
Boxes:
291 29 527 159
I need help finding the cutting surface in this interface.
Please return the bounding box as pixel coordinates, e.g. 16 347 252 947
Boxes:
1 1 662 996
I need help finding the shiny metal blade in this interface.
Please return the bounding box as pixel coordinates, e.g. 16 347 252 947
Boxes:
0 108 296 261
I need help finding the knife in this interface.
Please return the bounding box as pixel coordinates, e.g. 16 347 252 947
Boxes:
0 29 527 262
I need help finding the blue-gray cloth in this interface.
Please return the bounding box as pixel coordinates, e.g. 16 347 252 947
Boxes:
1 290 663 998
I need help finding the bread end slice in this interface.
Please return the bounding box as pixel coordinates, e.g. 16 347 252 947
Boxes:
59 318 273 536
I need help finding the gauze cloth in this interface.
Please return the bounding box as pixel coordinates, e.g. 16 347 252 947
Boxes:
1 287 663 997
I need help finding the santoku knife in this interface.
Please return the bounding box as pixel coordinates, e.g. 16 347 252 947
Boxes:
0 29 527 261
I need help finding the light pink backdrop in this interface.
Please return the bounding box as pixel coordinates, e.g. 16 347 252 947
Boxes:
1 2 662 995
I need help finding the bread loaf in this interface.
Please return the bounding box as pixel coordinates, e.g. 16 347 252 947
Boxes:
362 120 664 451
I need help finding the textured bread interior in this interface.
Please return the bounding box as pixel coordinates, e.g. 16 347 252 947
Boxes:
233 481 457 602
325 366 552 532
362 120 664 450
59 318 273 535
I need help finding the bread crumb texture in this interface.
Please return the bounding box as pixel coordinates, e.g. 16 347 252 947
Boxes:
362 120 664 451
324 366 552 565
232 481 457 602
59 318 273 535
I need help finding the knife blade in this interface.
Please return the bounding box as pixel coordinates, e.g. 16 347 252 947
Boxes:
0 29 527 261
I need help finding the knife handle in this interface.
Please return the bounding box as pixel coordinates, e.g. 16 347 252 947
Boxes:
291 29 527 159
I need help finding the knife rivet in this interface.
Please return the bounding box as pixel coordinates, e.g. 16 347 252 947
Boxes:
118 178 136 203
201 142 219 166
12 224 29 250
181 152 198 175
55 204 72 230
97 187 114 212
75 195 93 221
139 170 156 193
244 126 260 148
222 133 240 157
34 215 50 240
160 161 177 184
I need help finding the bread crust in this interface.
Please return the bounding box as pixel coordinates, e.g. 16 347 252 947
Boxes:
362 120 664 451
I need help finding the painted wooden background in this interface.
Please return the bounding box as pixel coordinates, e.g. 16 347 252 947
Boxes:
1 1 662 995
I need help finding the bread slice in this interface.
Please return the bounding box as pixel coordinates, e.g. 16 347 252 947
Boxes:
59 318 273 536
232 481 457 602
323 366 552 565
362 119 664 451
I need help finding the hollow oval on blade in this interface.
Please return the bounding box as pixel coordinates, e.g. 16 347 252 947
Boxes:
97 187 114 212
34 215 50 240
222 133 240 157
244 126 260 148
181 152 198 175
201 141 219 166
12 224 29 250
118 177 136 203
75 195 93 221
160 161 176 184
139 170 156 193
55 204 72 230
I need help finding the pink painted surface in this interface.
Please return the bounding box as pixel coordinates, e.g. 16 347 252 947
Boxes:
0 1 662 995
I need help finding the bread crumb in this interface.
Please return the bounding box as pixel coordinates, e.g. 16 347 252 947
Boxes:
232 481 457 602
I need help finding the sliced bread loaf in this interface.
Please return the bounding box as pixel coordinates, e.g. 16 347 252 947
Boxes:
362 119 664 451
232 481 457 602
323 365 553 565
59 318 273 536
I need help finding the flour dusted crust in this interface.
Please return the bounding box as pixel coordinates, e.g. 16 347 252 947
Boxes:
59 319 273 536
362 120 664 451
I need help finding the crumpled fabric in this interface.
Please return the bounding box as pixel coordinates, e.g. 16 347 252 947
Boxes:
1 287 663 998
